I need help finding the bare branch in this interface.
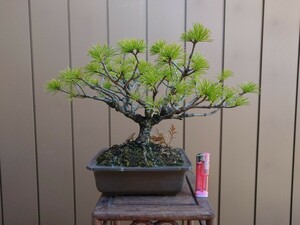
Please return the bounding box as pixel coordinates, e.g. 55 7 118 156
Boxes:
79 78 118 101
58 88 112 103
124 53 140 89
171 60 183 73
184 42 196 77
153 75 167 101
171 108 221 120
190 104 236 109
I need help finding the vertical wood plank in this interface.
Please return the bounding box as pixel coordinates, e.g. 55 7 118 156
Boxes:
292 27 300 225
220 1 262 225
148 0 185 42
0 160 3 225
109 0 146 145
30 0 75 224
256 0 300 224
0 187 3 225
70 0 108 224
292 147 300 225
0 1 39 225
185 0 224 222
148 0 185 148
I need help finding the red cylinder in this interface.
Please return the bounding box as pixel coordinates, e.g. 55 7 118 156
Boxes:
195 153 210 197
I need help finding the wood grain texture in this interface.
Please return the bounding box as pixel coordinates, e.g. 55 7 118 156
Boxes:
185 0 224 222
256 0 300 224
148 0 185 148
92 173 215 221
0 1 39 224
220 1 262 225
109 0 146 145
70 0 108 224
30 0 74 224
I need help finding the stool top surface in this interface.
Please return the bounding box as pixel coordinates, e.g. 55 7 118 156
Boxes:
93 172 215 221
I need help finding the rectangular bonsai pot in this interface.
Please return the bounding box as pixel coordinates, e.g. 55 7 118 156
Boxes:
87 148 192 195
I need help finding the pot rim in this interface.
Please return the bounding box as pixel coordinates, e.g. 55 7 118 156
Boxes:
87 148 192 172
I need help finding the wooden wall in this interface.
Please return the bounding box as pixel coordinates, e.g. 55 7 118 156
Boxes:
0 0 299 225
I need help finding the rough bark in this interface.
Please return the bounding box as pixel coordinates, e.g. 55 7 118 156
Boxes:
135 121 154 145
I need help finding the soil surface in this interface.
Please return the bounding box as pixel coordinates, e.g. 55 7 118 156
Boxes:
96 141 184 167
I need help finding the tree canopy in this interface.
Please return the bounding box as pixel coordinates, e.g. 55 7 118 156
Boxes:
46 23 259 126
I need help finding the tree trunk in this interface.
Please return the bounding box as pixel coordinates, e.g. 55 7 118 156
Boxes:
135 121 153 145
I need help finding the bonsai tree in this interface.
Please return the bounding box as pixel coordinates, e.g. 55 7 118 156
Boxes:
46 23 258 166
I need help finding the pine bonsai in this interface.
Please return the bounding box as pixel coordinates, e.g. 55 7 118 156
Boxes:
46 23 259 166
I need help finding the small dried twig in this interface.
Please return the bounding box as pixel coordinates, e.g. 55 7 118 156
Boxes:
167 124 177 146
150 124 177 147
150 129 168 146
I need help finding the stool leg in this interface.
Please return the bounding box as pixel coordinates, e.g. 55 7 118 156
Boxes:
206 219 213 225
92 219 104 225
131 220 153 225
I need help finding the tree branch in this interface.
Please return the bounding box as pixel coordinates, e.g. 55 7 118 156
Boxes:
152 75 167 101
74 81 86 96
79 78 120 102
184 42 196 77
59 86 144 123
58 88 112 103
171 108 221 120
171 60 183 73
124 54 140 90
100 62 147 108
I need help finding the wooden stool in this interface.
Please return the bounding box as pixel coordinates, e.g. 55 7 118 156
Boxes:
92 172 215 225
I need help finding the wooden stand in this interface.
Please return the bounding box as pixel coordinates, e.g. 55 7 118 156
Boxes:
92 172 215 225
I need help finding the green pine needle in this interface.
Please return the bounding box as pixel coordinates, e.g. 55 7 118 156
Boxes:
46 24 259 120
235 96 250 106
46 79 62 92
130 92 141 101
158 43 182 63
139 67 162 89
59 68 81 84
150 40 167 55
217 70 234 82
198 79 222 103
118 39 146 54
85 62 101 74
190 53 209 74
88 44 114 62
239 82 260 94
181 23 212 43
103 80 112 89
89 78 99 86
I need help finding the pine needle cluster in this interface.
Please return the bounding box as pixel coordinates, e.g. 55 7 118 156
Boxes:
46 22 259 126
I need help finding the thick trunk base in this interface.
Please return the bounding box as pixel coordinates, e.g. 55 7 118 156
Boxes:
135 122 153 145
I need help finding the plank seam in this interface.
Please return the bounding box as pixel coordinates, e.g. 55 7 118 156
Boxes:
146 0 149 62
290 22 300 225
254 0 266 224
28 0 41 224
218 0 227 224
183 0 187 150
67 0 77 224
107 0 112 147
0 158 4 225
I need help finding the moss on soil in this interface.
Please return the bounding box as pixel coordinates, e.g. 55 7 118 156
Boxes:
96 141 184 167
